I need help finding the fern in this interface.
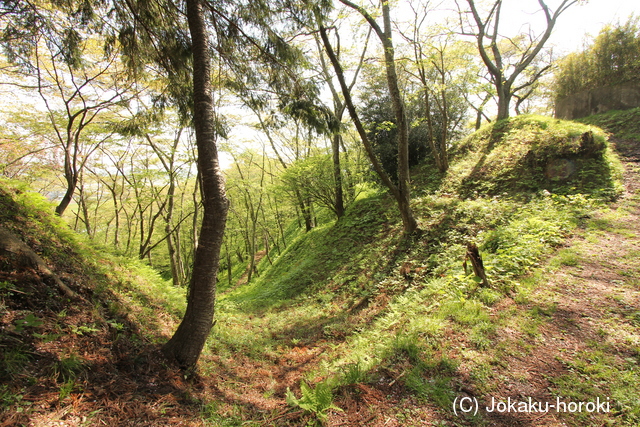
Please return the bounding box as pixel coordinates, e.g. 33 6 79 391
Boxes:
285 380 342 425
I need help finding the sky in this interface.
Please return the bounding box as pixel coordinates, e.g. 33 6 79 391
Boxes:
511 0 638 54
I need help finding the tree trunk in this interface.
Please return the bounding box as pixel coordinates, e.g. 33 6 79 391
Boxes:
380 2 418 234
496 86 511 121
55 174 76 216
246 218 257 283
162 0 229 368
464 242 490 288
423 88 444 172
295 189 314 232
317 4 418 234
438 71 449 172
78 182 93 238
332 133 345 218
108 185 120 249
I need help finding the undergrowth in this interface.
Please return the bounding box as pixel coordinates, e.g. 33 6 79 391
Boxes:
444 115 621 198
577 107 640 141
207 115 625 424
0 178 188 423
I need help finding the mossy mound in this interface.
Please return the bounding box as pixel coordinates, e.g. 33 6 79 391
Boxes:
442 115 621 199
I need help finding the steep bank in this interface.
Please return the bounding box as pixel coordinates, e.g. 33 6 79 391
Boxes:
0 179 197 426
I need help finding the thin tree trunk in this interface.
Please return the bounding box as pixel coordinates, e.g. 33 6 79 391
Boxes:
56 174 77 216
295 189 314 232
246 218 257 283
423 87 443 171
226 243 232 287
79 182 92 238
332 133 345 218
317 4 418 234
108 184 120 249
163 0 229 368
378 2 418 233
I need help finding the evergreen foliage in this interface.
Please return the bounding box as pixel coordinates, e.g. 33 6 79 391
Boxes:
554 15 640 100
358 73 466 180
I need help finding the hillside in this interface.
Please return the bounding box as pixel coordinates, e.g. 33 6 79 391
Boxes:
208 115 634 426
1 113 639 426
0 180 197 425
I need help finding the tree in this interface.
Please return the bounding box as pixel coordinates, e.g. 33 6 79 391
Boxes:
160 0 229 368
247 106 320 231
280 151 363 219
109 0 309 367
458 0 578 120
226 150 268 284
358 72 426 179
316 0 419 234
0 108 59 186
0 1 133 216
312 24 371 218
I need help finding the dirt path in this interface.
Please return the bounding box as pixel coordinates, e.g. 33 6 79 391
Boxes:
471 138 640 426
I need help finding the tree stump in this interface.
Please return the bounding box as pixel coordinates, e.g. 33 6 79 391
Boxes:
464 242 490 288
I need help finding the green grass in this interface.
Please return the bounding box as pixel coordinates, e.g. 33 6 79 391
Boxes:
1 112 633 425
577 107 640 141
443 115 621 198
550 248 581 267
552 346 640 425
220 193 393 310
205 116 625 424
0 177 186 331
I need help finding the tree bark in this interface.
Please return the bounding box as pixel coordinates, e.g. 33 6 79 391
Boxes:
162 0 229 368
55 166 77 216
496 81 511 121
379 2 413 231
464 242 489 288
332 133 345 218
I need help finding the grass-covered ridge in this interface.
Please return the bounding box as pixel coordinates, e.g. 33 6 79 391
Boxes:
0 178 194 425
576 107 640 141
0 178 187 331
221 193 394 310
441 115 622 198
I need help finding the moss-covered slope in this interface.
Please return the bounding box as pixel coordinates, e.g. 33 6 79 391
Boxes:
442 115 621 198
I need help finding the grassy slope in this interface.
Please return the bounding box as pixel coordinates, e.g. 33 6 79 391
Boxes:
206 114 635 426
576 107 640 141
1 112 636 426
0 178 196 426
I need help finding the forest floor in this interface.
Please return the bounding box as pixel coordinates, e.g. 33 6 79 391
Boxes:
1 136 638 426
438 136 640 427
